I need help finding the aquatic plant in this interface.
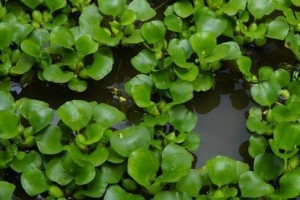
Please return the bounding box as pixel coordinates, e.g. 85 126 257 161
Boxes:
0 0 300 199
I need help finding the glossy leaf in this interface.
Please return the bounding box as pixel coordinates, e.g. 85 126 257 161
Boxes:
153 191 192 200
251 81 281 106
274 122 300 151
174 0 194 18
170 80 194 105
131 49 157 73
267 17 289 40
247 0 275 19
21 168 49 196
0 23 13 49
0 110 18 139
220 0 246 16
93 103 125 128
57 100 93 131
168 105 197 132
45 0 66 12
0 91 14 111
86 52 113 80
276 173 300 198
0 181 15 200
10 53 34 75
67 79 88 92
45 158 73 186
206 156 249 187
254 153 284 181
248 135 268 158
43 65 74 83
36 125 63 155
151 69 173 89
101 163 126 184
98 0 126 16
50 26 74 49
21 39 41 58
104 185 144 200
175 169 203 197
110 125 151 157
128 0 155 21
141 20 166 44
128 148 159 186
82 123 104 145
75 35 98 56
190 32 216 59
92 27 123 46
21 0 43 9
164 15 183 32
195 15 227 37
79 4 103 33
193 73 215 92
120 10 136 25
239 171 274 198
10 151 42 173
81 170 107 198
73 160 96 185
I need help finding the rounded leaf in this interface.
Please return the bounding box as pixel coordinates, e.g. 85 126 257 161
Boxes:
247 0 275 19
98 0 126 16
75 35 99 56
0 91 14 111
0 181 15 200
175 169 203 197
21 39 41 58
274 122 300 151
50 26 74 49
45 0 66 12
276 173 300 198
128 0 156 21
168 105 197 132
21 168 49 196
46 158 73 186
110 125 151 157
43 65 74 83
93 103 125 128
174 0 194 18
190 32 216 59
0 110 18 139
250 81 281 106
141 20 166 44
86 52 113 80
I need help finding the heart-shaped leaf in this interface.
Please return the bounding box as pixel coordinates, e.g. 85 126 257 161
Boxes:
10 151 42 173
21 168 49 196
79 4 103 33
168 105 197 132
267 17 289 40
43 65 74 83
98 0 126 16
21 0 43 9
248 135 268 158
247 0 275 19
36 125 64 155
239 171 274 198
190 32 216 59
174 0 194 18
75 35 99 56
131 49 157 73
86 51 113 80
57 100 93 131
275 172 300 198
50 26 74 49
195 15 227 37
274 122 300 151
67 79 88 92
250 80 281 106
175 169 203 196
110 125 151 157
128 148 159 186
45 158 73 186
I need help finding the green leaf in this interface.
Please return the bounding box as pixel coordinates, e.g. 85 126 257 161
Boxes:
82 170 107 198
239 171 274 198
170 80 194 105
36 125 64 155
104 185 145 200
175 65 199 81
190 32 216 59
21 0 43 9
247 0 275 19
0 23 13 49
50 26 74 49
164 15 183 32
86 51 113 80
45 0 66 12
195 15 227 37
141 20 166 44
131 84 155 108
120 10 136 26
92 27 123 46
168 105 197 132
57 100 93 131
206 156 249 187
10 53 34 75
28 107 54 132
193 73 214 92
73 160 96 185
101 163 126 184
75 35 98 56
82 123 104 145
292 0 300 6
174 0 194 18
0 110 18 139
79 4 103 33
250 81 281 106
128 0 156 21
43 65 74 83
93 103 125 128
153 191 193 200
276 173 300 198
110 125 151 157
237 56 252 76
151 69 173 89
267 17 289 40
220 0 246 16
128 148 159 186
98 0 126 16
45 158 73 186
175 169 203 197
0 91 14 111
0 181 15 200
67 79 88 92
168 38 193 62
131 49 157 73
274 122 300 151
271 69 290 87
182 132 201 151
248 135 268 158
21 168 49 196
10 151 41 173
254 153 284 181
21 39 41 58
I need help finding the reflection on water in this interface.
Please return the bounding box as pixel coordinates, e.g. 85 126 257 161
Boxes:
192 72 253 168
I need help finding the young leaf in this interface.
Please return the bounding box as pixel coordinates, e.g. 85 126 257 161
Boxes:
174 0 194 18
190 32 216 59
168 105 197 132
21 168 49 196
250 81 281 106
75 35 99 56
21 39 41 58
43 65 74 83
128 0 156 21
50 26 74 49
45 158 73 186
131 49 157 73
67 79 88 92
175 169 203 197
128 148 159 187
110 125 151 157
86 52 113 80
57 100 93 131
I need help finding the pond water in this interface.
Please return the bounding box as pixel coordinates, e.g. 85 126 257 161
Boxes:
9 40 296 199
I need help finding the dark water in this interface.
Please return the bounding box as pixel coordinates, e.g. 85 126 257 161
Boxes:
8 40 296 199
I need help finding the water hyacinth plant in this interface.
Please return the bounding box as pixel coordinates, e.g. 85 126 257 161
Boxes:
0 0 300 199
